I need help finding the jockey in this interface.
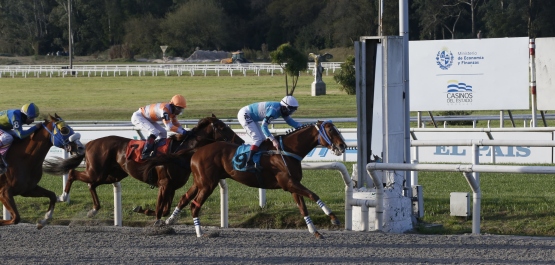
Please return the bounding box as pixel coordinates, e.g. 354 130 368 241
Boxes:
131 94 190 159
237 95 302 170
0 103 42 174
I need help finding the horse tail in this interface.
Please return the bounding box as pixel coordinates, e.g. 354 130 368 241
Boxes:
43 153 86 175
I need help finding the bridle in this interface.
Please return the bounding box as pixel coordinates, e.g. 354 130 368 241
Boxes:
42 119 80 151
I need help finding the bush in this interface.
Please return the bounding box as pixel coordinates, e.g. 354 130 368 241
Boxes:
109 44 134 60
333 55 356 95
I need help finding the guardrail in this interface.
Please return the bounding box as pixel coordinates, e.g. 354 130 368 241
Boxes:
0 62 342 78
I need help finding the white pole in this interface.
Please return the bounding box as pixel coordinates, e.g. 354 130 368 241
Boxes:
400 0 412 198
62 149 70 203
2 205 10 220
259 189 266 208
113 182 122 226
219 180 228 228
529 38 537 127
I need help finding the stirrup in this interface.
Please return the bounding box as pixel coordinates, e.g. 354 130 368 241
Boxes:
141 150 154 160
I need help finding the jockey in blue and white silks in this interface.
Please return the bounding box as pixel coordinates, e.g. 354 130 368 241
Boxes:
0 103 41 174
237 95 302 169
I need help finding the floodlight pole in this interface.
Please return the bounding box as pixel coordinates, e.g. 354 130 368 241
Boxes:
68 0 72 69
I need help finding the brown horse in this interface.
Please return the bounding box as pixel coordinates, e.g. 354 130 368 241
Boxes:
0 114 85 229
42 115 244 223
143 120 346 238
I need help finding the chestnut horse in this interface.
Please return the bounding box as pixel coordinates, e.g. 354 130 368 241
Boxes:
42 115 244 223
0 114 85 229
143 120 346 238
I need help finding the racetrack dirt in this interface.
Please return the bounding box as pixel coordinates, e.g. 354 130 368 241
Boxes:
1 223 554 264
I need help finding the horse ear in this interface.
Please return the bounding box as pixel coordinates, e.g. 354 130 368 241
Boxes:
212 113 216 118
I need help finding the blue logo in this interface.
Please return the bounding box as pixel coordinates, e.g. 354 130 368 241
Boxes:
436 49 454 70
446 80 473 104
447 80 473 92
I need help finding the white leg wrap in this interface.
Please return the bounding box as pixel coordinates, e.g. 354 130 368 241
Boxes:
170 207 181 218
316 199 332 215
58 192 68 202
193 217 203 237
165 207 181 225
44 210 53 221
304 216 316 233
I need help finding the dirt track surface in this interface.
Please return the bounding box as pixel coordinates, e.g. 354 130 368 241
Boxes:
1 223 554 265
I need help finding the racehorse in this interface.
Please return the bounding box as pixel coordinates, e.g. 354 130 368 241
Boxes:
42 115 244 223
0 114 85 229
142 120 346 238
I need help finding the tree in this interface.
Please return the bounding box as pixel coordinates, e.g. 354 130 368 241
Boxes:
270 43 308 96
333 55 356 95
123 14 160 57
0 0 56 55
159 0 229 56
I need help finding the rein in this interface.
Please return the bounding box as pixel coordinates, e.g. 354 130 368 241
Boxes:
42 121 70 149
270 120 335 161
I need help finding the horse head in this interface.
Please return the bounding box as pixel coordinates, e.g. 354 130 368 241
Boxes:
192 114 244 146
315 120 346 156
43 113 85 155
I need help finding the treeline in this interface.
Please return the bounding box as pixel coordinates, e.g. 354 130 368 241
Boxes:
1 0 554 59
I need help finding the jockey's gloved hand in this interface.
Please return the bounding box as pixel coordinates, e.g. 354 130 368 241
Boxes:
271 138 279 150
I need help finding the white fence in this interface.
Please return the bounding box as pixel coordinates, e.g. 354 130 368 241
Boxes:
0 62 341 78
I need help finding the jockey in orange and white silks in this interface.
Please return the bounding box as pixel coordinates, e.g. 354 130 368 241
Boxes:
0 103 41 174
237 95 302 169
131 94 189 159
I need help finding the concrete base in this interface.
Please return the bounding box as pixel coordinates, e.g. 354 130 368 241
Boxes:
311 81 326 96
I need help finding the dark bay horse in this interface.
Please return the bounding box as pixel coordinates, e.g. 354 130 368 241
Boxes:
42 115 244 223
143 120 346 238
0 114 85 229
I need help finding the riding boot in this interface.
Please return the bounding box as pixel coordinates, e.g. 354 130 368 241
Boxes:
0 154 7 175
141 135 156 160
245 145 259 171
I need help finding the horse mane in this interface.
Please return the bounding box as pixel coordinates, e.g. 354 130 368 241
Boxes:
284 123 314 135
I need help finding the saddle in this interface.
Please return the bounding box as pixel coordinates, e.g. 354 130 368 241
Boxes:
233 144 262 172
126 139 172 163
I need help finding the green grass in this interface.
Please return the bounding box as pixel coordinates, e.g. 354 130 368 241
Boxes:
416 167 555 236
1 75 356 122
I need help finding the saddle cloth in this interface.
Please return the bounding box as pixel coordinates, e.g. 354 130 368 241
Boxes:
233 144 262 172
126 139 171 163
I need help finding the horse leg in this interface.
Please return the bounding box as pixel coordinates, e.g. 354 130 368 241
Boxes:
58 169 78 202
21 185 57 229
166 185 198 225
190 185 217 238
0 191 20 226
87 184 102 217
291 193 323 239
288 181 340 225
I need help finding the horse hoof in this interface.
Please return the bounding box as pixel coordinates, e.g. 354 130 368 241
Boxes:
87 209 98 218
133 206 143 213
153 220 165 227
36 220 46 230
57 195 67 202
314 232 324 239
165 218 177 225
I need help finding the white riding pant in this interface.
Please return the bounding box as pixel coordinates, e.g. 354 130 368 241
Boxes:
238 107 264 146
131 111 167 139
0 129 14 156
